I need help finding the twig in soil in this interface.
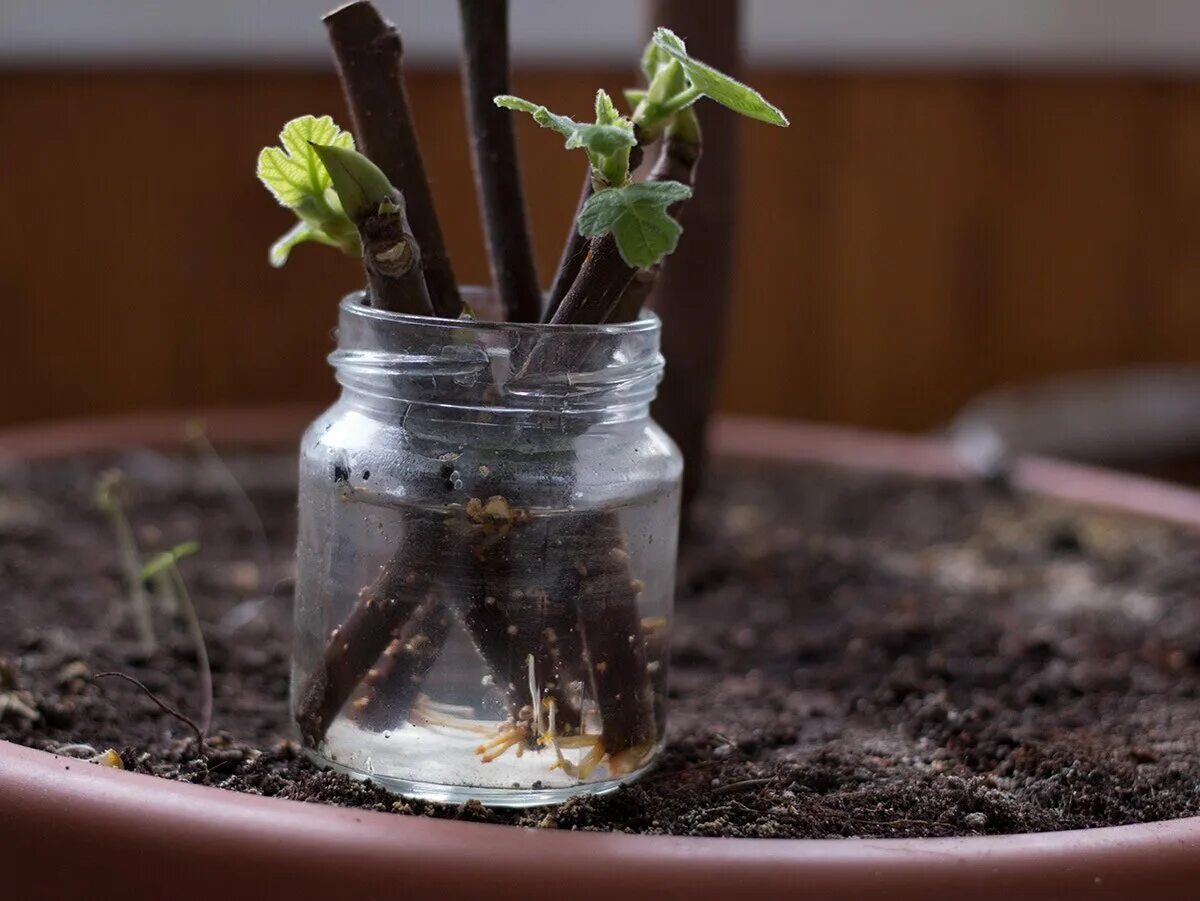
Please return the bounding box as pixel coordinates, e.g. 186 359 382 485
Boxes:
458 0 542 322
94 671 204 746
324 0 462 317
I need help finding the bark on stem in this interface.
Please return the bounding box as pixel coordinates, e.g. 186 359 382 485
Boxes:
324 0 462 317
543 169 593 323
543 143 645 324
356 195 435 316
295 513 448 745
458 0 542 323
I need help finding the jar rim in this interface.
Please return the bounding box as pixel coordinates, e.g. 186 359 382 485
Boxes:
340 291 661 336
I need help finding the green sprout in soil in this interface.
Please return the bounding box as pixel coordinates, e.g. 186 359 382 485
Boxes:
255 0 787 780
94 468 212 739
142 540 212 736
95 469 155 654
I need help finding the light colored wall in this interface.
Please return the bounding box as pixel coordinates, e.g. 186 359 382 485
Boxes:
4 0 1200 69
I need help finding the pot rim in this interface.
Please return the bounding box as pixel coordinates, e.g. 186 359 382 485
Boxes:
2 406 1198 899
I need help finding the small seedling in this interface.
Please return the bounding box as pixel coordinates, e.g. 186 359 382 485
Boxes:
94 469 156 654
142 541 211 736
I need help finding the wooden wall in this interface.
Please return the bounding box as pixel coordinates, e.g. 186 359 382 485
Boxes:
2 68 1199 431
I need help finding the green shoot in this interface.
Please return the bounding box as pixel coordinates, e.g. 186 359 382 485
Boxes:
646 28 789 127
143 541 211 736
95 470 155 655
494 28 786 271
496 91 688 268
256 115 360 266
495 93 635 188
309 142 398 221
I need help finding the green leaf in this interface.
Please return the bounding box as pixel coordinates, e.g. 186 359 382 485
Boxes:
595 89 619 126
268 221 343 268
577 181 693 268
310 143 397 221
623 88 648 110
495 94 635 157
652 28 789 126
640 37 667 82
256 115 355 208
494 95 577 138
141 541 199 580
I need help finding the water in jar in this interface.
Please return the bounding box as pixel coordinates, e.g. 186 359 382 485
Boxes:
292 468 677 807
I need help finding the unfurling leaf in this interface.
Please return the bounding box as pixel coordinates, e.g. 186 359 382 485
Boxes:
595 89 620 126
310 143 397 222
494 94 635 158
141 541 200 580
256 115 355 207
268 221 346 268
651 28 789 127
257 115 361 266
577 180 694 268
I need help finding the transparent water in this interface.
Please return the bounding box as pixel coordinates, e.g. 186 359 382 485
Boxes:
292 474 677 806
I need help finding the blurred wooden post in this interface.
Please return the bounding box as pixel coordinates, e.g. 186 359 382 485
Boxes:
645 0 742 514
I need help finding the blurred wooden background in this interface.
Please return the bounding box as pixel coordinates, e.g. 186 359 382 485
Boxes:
2 67 1199 430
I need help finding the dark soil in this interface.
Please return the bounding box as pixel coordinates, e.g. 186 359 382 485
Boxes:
3 446 1199 838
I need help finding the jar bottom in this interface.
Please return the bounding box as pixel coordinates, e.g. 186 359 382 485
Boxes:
302 719 660 808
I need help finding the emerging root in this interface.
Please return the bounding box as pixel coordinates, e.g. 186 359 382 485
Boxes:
545 698 605 780
549 737 606 781
475 722 529 763
410 694 492 735
607 739 656 776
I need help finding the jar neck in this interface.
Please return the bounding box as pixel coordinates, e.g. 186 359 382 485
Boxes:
330 293 664 428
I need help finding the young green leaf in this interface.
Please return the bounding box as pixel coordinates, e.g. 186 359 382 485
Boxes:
142 541 200 580
651 28 788 127
640 37 666 82
310 143 397 222
595 89 619 126
494 94 634 158
577 180 693 268
269 221 345 268
257 115 360 266
257 115 355 207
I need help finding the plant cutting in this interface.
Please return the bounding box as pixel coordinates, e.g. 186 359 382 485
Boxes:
255 0 785 805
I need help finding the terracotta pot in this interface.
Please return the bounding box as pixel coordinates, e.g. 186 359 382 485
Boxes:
2 407 1198 901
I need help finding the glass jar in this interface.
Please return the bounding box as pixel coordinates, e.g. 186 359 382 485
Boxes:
292 292 681 807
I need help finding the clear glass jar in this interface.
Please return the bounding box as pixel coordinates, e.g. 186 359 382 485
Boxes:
292 292 681 807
